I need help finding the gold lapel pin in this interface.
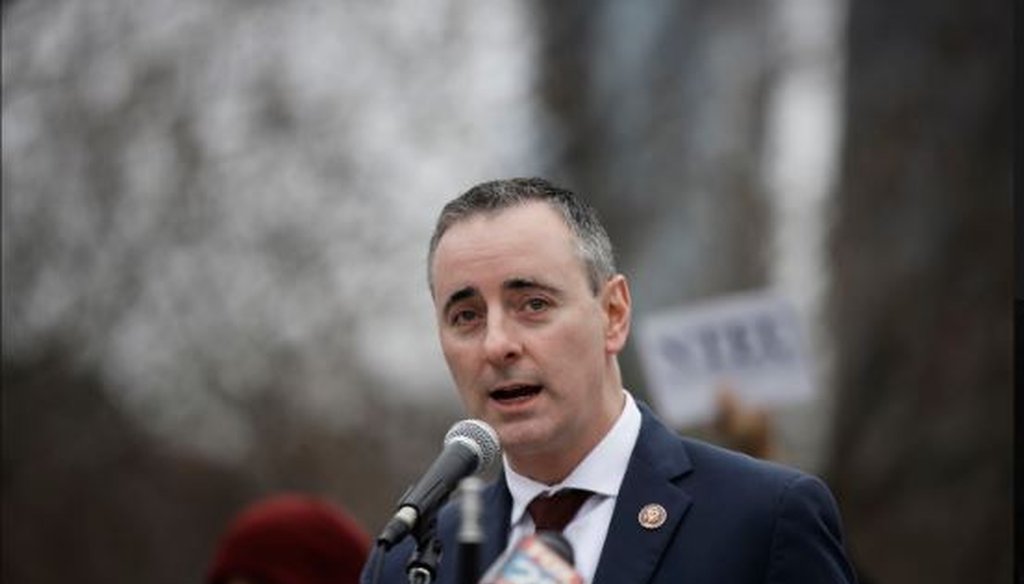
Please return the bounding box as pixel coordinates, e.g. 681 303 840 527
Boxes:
638 503 667 530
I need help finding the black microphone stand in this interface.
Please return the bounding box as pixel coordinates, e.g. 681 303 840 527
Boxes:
406 515 442 584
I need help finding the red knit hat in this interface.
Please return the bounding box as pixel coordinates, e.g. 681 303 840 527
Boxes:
206 494 371 584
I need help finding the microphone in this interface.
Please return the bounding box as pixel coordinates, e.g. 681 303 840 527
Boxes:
457 476 485 584
376 419 500 550
479 531 583 584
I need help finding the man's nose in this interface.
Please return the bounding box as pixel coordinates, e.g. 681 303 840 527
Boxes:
483 313 522 365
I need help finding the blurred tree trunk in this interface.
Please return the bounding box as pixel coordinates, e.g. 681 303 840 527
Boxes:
532 0 774 398
1 348 254 584
826 0 1012 582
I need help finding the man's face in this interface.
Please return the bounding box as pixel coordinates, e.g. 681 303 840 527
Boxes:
430 201 629 471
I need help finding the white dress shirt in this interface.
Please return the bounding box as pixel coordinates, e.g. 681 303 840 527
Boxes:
501 390 642 583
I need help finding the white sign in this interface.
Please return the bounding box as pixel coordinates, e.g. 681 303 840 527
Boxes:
635 290 815 428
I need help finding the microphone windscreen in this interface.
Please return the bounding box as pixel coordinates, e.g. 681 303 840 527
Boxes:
479 533 583 584
533 531 574 566
444 419 501 472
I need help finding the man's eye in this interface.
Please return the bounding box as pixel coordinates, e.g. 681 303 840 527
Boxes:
523 298 550 312
450 309 480 326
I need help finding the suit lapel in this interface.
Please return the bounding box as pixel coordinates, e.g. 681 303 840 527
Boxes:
479 476 512 569
592 403 694 584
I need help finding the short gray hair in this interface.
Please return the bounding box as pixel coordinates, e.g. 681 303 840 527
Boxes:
428 177 616 295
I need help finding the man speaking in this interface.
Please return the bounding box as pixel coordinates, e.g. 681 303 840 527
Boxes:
363 178 856 583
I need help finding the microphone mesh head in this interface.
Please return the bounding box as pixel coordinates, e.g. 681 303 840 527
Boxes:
444 419 501 472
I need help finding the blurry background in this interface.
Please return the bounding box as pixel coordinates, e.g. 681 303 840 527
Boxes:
1 0 1012 583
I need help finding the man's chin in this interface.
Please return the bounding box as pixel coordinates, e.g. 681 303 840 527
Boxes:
492 421 556 457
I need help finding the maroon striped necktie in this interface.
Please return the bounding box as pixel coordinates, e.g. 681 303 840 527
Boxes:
527 489 593 532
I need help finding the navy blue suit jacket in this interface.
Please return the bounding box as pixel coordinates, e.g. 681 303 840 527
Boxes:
364 402 856 583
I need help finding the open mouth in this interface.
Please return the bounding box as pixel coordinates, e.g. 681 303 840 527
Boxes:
489 384 543 403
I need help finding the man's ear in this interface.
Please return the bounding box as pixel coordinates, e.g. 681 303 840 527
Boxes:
601 274 631 354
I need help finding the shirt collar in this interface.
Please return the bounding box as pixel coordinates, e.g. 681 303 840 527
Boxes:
504 390 642 527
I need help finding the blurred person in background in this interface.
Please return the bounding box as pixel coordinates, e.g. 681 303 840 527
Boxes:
710 385 875 584
207 493 371 584
364 177 856 583
711 385 777 461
